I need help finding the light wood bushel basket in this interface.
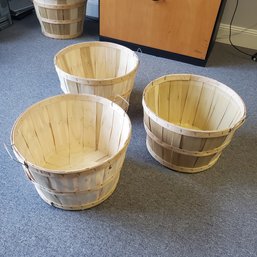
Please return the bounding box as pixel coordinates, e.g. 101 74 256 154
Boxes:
33 0 86 39
54 41 139 111
143 74 246 173
11 94 131 210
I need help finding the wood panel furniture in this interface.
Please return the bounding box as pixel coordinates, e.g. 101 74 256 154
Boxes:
99 0 226 66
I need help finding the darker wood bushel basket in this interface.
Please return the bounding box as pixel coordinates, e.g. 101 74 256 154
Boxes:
143 74 246 173
33 0 87 39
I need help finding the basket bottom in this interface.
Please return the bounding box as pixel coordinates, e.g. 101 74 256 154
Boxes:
42 147 110 171
41 29 83 39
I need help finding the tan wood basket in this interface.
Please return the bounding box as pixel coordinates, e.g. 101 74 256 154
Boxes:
142 74 246 173
33 0 86 39
54 41 139 111
11 94 131 210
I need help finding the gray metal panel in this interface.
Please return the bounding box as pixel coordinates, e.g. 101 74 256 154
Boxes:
0 0 12 30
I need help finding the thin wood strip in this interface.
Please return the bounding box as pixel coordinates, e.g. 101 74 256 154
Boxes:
55 64 137 86
19 131 129 176
109 89 132 101
146 139 221 173
34 174 119 210
144 122 229 157
40 17 82 24
28 168 120 194
41 26 82 39
54 42 139 64
33 1 85 10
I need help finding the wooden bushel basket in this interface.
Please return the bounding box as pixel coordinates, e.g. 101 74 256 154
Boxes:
143 74 246 173
54 41 139 111
33 0 86 39
11 94 131 210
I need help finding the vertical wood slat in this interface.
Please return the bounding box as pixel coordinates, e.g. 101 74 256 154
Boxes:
193 83 215 129
180 80 203 127
11 94 131 210
80 46 94 78
95 46 108 79
143 74 246 173
158 81 170 121
98 107 114 154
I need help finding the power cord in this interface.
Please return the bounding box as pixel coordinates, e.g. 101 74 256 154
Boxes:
229 0 257 61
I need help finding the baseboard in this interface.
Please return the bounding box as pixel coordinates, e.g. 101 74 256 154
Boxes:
100 36 207 66
216 23 257 50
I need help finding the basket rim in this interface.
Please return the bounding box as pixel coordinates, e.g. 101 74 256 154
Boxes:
53 41 140 85
142 73 247 138
10 94 132 175
33 0 86 9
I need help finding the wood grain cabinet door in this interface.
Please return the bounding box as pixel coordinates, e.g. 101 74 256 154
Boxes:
100 0 222 60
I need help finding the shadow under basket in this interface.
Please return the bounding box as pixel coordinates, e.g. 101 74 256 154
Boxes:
33 0 86 39
11 94 131 210
54 41 139 111
142 74 246 173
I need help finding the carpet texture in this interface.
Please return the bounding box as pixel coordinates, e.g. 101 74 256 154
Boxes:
0 13 257 257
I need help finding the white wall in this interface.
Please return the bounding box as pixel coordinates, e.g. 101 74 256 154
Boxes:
221 0 257 29
86 0 99 18
216 0 257 50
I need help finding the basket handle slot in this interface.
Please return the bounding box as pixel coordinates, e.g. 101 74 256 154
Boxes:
4 143 36 182
135 48 152 83
116 94 129 109
3 143 28 168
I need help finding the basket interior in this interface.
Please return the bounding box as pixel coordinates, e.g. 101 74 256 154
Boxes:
55 43 138 79
12 96 131 171
144 76 245 131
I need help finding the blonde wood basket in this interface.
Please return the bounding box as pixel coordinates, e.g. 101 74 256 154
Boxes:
33 0 86 39
54 41 139 111
11 94 131 210
142 74 246 173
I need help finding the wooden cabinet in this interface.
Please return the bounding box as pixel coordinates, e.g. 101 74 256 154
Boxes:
100 0 225 66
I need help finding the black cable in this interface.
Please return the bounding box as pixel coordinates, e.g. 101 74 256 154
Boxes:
229 0 253 57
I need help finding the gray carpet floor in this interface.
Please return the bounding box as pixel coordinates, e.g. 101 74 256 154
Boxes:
1 13 257 257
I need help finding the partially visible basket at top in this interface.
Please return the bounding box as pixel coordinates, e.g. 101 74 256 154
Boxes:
33 0 86 39
143 74 246 173
11 94 131 210
54 41 139 111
